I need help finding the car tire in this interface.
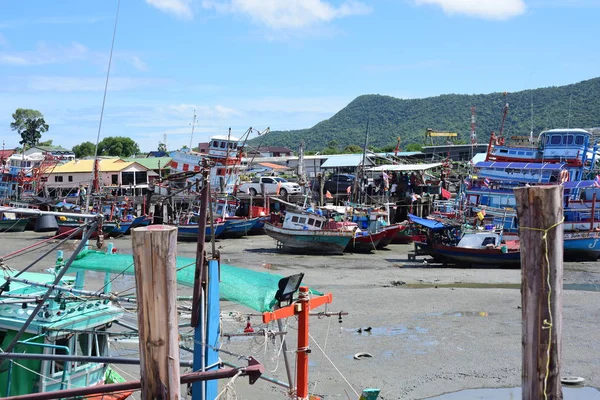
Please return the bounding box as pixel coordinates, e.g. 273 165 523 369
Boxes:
279 188 288 196
249 188 258 196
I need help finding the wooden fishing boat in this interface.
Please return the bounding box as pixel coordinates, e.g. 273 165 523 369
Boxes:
345 229 387 253
0 218 28 233
376 224 402 249
264 209 355 255
177 222 226 241
390 222 413 244
220 217 259 238
0 269 126 396
56 221 118 239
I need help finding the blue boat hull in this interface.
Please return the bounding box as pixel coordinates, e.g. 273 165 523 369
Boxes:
564 232 600 261
177 223 226 241
221 218 258 238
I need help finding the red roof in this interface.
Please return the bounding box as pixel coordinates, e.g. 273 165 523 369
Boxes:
0 149 16 160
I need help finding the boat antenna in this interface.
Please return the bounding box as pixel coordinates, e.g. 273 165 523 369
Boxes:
567 94 573 129
189 109 197 149
85 0 121 212
530 92 534 144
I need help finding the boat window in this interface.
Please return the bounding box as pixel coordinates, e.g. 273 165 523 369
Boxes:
51 337 71 375
481 237 496 246
228 142 234 148
93 329 107 356
299 217 306 224
315 220 322 228
565 135 574 145
550 136 561 145
308 218 315 226
545 135 550 144
212 141 218 147
499 149 508 154
220 142 226 148
575 135 584 145
292 216 299 223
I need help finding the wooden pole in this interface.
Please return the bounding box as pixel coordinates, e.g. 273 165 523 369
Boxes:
132 225 180 400
514 185 563 400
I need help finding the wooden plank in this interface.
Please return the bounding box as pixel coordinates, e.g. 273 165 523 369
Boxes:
132 225 180 400
514 185 563 400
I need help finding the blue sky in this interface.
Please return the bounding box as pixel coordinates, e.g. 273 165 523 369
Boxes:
1 0 599 152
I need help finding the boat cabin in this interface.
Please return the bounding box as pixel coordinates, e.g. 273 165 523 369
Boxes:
208 135 241 160
0 270 123 396
282 210 328 231
457 231 503 249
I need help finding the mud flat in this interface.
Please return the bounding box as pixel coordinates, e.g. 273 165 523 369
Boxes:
1 231 599 399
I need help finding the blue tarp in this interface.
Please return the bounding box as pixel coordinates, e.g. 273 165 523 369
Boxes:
408 213 450 231
475 161 564 170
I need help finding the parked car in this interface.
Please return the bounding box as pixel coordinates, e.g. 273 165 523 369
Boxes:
239 176 301 196
323 174 355 194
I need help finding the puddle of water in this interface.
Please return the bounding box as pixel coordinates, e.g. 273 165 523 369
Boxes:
400 282 600 292
427 311 490 317
427 386 600 399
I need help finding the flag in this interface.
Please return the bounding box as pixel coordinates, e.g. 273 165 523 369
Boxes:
594 175 600 188
346 185 351 195
411 193 421 202
482 178 490 188
382 171 389 181
326 190 333 199
276 180 282 195
441 188 451 200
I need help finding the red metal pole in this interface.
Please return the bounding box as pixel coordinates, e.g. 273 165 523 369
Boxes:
296 286 310 400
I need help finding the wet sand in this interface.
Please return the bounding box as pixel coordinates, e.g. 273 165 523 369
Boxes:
1 231 599 399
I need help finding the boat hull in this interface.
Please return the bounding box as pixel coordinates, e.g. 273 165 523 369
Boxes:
431 244 521 268
376 224 401 249
57 223 117 239
264 223 353 255
221 218 258 238
0 219 28 233
345 230 386 253
177 223 226 241
564 231 600 261
390 223 413 244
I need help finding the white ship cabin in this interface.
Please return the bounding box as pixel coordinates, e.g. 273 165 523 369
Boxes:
208 135 241 159
457 231 503 249
538 128 592 161
282 210 328 230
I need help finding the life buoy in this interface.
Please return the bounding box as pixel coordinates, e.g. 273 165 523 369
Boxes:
559 170 570 183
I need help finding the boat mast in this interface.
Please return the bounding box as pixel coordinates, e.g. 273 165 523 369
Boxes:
359 118 370 204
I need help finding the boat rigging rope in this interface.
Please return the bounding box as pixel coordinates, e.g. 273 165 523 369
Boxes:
1 227 79 261
311 309 332 396
308 332 360 398
519 216 564 400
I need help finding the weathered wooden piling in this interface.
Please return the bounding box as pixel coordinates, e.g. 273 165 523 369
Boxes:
514 185 563 400
132 225 180 399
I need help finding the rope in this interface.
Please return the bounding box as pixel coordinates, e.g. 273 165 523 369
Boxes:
311 311 332 396
519 216 564 400
308 332 359 398
215 370 242 400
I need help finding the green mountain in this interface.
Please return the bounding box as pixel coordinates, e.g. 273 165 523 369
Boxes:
249 77 600 152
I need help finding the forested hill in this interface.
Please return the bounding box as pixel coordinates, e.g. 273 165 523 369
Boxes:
249 77 600 152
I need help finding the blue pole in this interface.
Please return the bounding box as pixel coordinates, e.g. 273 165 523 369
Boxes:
192 289 205 400
205 258 220 399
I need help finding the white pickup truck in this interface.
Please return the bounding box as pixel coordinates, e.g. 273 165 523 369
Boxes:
239 176 302 196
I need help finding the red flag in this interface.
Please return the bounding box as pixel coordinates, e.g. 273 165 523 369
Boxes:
326 190 333 199
441 188 451 200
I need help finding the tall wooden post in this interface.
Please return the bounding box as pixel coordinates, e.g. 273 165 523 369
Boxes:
132 225 180 400
514 185 563 400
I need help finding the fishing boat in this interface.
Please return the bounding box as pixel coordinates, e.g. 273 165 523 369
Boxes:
390 221 413 244
264 209 356 255
376 224 402 249
0 218 28 233
428 230 521 268
345 229 387 253
0 269 129 397
176 221 226 241
56 220 118 239
213 199 259 238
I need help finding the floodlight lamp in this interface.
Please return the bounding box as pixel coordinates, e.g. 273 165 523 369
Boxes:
275 273 304 307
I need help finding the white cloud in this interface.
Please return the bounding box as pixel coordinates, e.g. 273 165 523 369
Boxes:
131 56 148 71
414 0 526 20
146 0 194 19
201 0 371 29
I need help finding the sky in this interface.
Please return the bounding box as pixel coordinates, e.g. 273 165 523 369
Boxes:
0 0 599 152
